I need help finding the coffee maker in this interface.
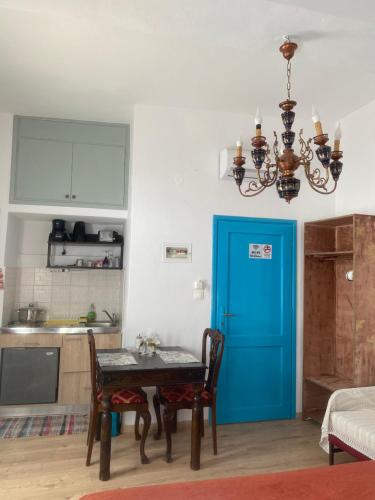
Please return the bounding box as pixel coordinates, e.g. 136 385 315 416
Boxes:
50 219 68 242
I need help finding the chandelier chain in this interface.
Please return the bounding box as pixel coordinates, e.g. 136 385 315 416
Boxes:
286 59 291 100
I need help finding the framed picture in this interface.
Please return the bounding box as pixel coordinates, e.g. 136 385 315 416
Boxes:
162 243 192 263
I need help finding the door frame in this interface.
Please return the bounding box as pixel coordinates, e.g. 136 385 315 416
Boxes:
211 214 297 419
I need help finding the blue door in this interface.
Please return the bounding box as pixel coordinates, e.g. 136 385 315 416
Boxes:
212 215 296 424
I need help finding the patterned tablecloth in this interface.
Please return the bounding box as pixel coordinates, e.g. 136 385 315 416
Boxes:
156 350 200 364
97 352 138 366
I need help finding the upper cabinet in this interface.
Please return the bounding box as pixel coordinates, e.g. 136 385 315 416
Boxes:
10 116 130 209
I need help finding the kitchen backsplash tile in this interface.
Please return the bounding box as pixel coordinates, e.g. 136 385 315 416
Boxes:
71 270 89 287
34 269 52 286
6 267 123 323
52 270 71 287
34 285 52 304
18 268 35 286
51 285 70 303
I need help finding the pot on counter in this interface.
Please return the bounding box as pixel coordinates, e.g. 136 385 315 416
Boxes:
16 303 46 324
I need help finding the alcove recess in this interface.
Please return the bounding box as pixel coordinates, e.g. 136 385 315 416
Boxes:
303 214 375 423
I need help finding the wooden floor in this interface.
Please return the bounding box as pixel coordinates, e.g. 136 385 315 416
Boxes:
0 418 354 500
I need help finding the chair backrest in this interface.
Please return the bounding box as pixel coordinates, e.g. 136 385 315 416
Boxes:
87 329 103 398
201 328 225 394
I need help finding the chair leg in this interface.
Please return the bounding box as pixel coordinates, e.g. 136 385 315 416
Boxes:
200 410 205 437
87 406 93 445
95 412 102 441
172 411 178 434
163 408 173 463
86 407 99 466
135 411 141 441
139 410 151 464
211 403 218 455
329 442 334 466
153 393 163 440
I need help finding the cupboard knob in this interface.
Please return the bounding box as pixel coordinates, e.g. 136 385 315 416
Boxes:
65 194 69 199
72 195 76 199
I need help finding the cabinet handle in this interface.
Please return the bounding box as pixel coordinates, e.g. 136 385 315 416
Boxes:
65 337 82 341
65 194 70 199
24 342 40 346
72 195 76 199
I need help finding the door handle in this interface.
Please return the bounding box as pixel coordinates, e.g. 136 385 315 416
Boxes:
223 313 235 317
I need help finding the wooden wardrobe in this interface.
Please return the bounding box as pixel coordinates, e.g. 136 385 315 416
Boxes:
303 214 375 423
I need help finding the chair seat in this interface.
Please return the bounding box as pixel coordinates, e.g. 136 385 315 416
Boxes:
97 388 146 405
159 384 212 404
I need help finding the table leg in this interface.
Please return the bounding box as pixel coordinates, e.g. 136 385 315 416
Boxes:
99 394 112 481
191 383 202 470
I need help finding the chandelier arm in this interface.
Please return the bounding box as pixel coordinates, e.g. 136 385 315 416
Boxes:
255 164 278 188
304 163 330 189
305 179 338 195
237 183 267 198
299 130 314 163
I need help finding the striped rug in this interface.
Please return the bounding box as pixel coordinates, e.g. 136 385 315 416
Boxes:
0 414 88 438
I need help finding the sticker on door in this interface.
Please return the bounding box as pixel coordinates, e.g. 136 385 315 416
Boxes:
249 243 272 259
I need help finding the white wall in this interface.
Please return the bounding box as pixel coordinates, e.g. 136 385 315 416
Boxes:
336 99 375 215
125 104 336 413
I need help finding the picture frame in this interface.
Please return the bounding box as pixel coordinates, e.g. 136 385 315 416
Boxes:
162 243 192 263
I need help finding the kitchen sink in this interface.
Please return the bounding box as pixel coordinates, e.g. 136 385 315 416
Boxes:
86 321 117 328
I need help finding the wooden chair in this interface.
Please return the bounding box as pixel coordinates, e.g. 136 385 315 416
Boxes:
86 330 151 466
153 328 224 462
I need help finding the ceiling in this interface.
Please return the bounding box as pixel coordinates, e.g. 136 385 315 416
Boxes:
0 0 374 123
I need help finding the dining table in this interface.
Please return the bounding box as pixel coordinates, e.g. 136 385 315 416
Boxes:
97 346 207 481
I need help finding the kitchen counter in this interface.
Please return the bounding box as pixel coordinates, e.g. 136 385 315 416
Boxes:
0 326 120 335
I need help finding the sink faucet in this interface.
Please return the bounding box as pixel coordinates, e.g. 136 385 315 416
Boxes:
102 310 117 324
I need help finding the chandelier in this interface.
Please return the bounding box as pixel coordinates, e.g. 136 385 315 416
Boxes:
233 37 343 203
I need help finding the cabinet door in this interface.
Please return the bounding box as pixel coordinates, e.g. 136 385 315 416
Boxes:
13 138 72 203
71 143 126 207
60 335 90 372
58 371 91 405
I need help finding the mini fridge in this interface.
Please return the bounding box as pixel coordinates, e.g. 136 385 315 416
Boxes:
0 347 60 405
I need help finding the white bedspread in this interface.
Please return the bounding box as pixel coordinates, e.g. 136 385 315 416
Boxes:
320 386 375 458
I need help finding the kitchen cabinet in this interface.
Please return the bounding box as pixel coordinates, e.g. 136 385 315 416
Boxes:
10 116 129 209
58 333 121 405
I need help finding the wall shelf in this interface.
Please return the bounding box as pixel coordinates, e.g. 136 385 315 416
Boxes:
305 250 353 259
305 375 355 392
46 266 122 271
47 234 124 270
49 240 123 246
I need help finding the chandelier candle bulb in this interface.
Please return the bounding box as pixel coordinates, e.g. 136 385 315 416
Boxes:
236 140 243 157
254 107 262 136
312 105 323 136
334 122 342 151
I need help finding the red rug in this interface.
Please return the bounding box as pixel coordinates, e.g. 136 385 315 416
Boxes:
81 461 375 500
0 414 88 438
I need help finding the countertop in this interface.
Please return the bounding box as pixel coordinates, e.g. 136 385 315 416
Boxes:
0 325 121 335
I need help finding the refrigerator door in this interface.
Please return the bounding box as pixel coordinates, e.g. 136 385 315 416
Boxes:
0 347 60 405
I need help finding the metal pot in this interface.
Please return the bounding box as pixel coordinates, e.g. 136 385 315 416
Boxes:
17 303 45 324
